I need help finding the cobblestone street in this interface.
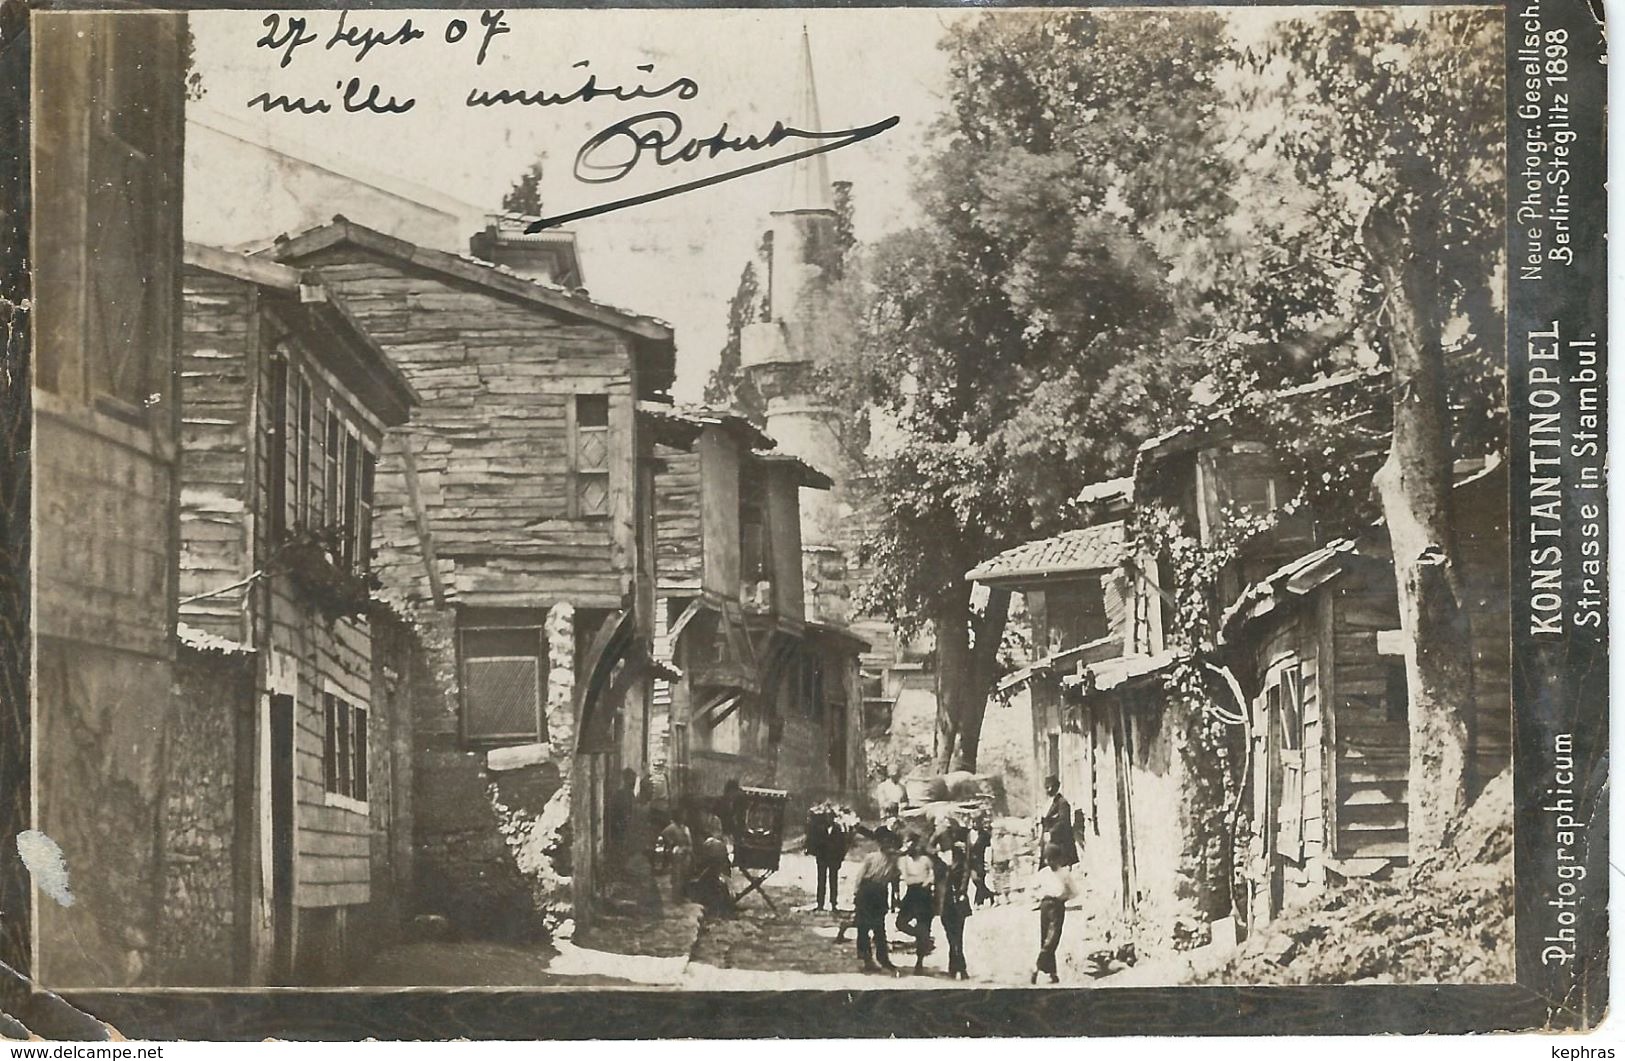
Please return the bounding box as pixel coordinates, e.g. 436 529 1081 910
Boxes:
358 850 1223 990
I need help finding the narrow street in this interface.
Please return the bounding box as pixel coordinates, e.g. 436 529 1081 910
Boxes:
359 850 1226 990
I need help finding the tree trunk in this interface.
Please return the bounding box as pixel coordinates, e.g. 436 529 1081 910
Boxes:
1361 200 1477 856
933 580 1011 773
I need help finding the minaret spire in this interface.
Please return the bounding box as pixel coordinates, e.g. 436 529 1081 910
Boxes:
783 24 834 212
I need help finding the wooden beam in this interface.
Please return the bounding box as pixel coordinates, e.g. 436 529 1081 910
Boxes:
394 432 445 605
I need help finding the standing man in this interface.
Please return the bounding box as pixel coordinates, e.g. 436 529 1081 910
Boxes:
874 766 906 818
853 829 901 974
805 802 851 911
1031 843 1075 984
1039 775 1078 869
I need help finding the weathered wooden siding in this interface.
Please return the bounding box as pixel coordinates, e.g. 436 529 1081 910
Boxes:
289 248 638 610
242 300 389 916
178 268 256 639
655 445 702 593
698 430 742 599
1329 571 1408 861
32 11 187 989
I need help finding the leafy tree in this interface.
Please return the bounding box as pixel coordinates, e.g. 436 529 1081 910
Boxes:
828 11 1243 770
502 161 545 217
1225 10 1505 851
702 239 768 420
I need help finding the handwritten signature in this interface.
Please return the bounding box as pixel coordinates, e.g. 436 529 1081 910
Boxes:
525 110 900 230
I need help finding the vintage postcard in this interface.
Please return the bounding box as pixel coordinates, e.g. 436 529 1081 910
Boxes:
0 0 1607 1039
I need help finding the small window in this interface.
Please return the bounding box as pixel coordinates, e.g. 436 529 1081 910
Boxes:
572 395 610 518
342 430 361 566
310 402 328 528
461 624 548 744
352 706 369 803
323 693 338 792
357 449 376 571
576 394 609 428
322 692 368 802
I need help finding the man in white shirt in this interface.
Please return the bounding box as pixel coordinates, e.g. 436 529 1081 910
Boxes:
1032 843 1075 983
894 833 937 969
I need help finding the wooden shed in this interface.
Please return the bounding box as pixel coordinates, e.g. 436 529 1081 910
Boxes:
1219 456 1510 927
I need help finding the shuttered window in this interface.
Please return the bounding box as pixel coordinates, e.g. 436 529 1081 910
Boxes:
572 394 611 518
271 356 290 535
295 373 312 529
461 625 548 744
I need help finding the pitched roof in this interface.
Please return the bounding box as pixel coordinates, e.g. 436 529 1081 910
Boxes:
184 242 419 426
260 216 676 394
966 521 1126 585
638 402 775 452
1135 367 1386 465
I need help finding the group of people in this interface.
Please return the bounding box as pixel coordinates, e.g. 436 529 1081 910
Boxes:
846 820 978 978
608 770 744 916
613 767 1088 986
813 772 1084 985
807 799 991 979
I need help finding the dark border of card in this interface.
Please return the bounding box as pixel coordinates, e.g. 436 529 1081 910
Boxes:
0 0 1607 1039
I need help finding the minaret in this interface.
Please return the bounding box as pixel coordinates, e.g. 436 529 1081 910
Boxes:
741 26 849 622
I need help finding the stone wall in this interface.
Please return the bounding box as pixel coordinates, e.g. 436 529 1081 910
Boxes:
34 641 173 988
157 646 254 985
1122 693 1234 950
410 600 578 937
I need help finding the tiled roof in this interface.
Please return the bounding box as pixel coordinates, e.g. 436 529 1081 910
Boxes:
966 521 1126 584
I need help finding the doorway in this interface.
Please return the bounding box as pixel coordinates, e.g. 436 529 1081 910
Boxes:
269 692 295 983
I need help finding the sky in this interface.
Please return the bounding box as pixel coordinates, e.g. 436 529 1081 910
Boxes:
187 9 974 400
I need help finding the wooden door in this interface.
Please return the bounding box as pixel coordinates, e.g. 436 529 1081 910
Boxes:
269 693 296 983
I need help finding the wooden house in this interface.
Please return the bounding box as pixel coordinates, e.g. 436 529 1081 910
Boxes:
174 244 418 983
646 406 867 823
261 218 676 929
31 11 188 988
967 408 1334 947
1218 456 1510 928
970 512 1230 945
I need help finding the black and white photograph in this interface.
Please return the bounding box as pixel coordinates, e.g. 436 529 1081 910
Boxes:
1 0 1607 1039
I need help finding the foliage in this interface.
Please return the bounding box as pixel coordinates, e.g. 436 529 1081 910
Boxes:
701 253 767 420
502 161 545 217
1214 9 1505 456
831 10 1246 632
278 527 379 619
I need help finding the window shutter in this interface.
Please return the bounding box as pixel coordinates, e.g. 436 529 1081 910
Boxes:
352 706 369 803
463 657 544 742
322 693 338 792
1277 749 1304 860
